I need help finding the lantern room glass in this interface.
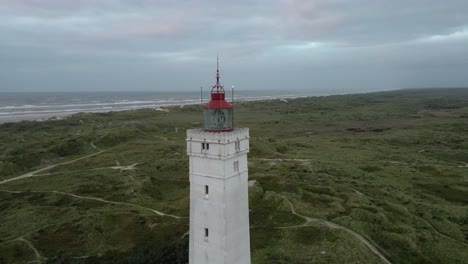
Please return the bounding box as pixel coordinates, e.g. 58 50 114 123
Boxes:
204 108 233 131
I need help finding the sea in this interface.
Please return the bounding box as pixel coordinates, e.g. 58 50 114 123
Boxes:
0 90 346 124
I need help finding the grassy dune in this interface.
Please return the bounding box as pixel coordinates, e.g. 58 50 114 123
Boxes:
0 88 467 263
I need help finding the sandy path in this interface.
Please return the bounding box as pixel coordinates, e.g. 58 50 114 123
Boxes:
387 160 463 168
0 189 186 219
0 146 124 185
351 189 467 247
254 158 463 168
154 135 168 141
29 162 143 178
110 162 142 171
399 205 468 246
17 237 41 260
90 142 99 150
52 191 186 218
280 195 392 264
254 158 309 162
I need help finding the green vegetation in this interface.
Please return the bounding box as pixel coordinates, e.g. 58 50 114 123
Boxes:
0 88 467 263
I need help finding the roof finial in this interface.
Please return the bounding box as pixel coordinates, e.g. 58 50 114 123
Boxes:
213 53 223 93
216 53 220 91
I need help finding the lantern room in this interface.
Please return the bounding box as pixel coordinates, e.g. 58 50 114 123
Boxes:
203 57 233 131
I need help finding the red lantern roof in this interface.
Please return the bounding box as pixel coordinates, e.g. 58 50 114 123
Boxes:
203 56 233 109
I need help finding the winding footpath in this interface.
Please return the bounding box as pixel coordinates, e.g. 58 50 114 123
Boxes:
1 189 186 219
52 190 186 219
351 189 467 247
280 195 392 264
0 147 118 185
17 237 41 260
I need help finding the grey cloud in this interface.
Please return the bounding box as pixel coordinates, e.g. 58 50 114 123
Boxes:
0 0 467 92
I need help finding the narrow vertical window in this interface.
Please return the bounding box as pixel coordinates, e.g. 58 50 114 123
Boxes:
234 161 239 172
206 143 210 150
235 141 240 151
204 228 209 241
202 143 205 150
204 185 209 199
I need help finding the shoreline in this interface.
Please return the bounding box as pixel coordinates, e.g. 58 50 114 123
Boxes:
0 89 399 124
0 94 316 124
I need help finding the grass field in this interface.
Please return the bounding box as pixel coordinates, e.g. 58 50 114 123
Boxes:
0 88 467 263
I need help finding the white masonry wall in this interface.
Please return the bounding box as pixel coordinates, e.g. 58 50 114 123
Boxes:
187 128 251 264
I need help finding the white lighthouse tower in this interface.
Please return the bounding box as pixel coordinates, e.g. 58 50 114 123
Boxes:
186 58 251 264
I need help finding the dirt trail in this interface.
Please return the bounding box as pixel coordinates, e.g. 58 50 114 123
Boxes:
154 135 168 141
387 160 463 168
0 147 119 185
254 158 309 162
30 162 143 177
351 189 467 247
72 255 90 259
254 158 463 168
1 189 186 219
276 195 316 229
110 162 142 171
90 142 98 150
17 237 41 260
399 206 468 246
53 191 185 218
181 230 189 239
280 195 392 264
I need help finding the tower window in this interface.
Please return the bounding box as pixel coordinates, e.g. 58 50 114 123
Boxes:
202 143 210 150
235 141 240 151
204 228 209 241
204 185 209 199
234 161 239 172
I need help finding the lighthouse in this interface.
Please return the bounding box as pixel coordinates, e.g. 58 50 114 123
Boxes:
186 57 251 264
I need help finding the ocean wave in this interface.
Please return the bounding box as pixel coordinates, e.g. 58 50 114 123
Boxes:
0 99 201 110
0 94 318 111
0 101 203 117
0 92 324 121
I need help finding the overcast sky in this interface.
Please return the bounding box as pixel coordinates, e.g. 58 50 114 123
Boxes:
1 0 467 92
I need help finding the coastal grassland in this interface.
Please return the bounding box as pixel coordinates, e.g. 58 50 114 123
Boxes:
0 88 467 263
